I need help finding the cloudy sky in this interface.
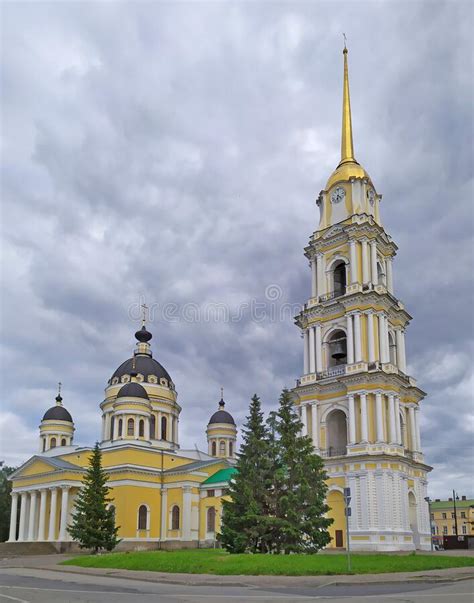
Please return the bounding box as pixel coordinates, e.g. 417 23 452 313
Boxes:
1 1 472 498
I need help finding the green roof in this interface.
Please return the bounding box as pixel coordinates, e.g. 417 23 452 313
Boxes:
430 498 474 510
202 467 237 485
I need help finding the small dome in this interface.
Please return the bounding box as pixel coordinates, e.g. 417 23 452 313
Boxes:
135 325 152 343
42 405 73 423
117 382 149 399
209 398 235 425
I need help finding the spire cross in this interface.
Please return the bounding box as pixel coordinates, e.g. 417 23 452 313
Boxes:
343 32 347 50
141 303 149 326
220 387 224 399
58 382 62 396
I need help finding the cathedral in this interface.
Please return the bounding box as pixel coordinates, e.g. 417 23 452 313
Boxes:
8 47 431 552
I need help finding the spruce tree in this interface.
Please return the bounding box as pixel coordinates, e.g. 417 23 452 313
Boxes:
220 394 272 553
270 389 332 553
68 443 120 553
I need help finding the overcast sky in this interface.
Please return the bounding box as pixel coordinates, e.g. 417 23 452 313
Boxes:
1 1 472 498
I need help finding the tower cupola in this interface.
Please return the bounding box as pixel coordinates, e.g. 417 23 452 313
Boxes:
39 383 75 452
206 389 237 459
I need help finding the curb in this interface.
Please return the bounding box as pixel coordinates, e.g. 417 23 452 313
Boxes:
5 562 474 588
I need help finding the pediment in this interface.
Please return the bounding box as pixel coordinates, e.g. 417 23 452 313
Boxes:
11 455 79 479
322 225 344 239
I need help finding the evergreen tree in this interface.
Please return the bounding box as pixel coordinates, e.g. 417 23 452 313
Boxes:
68 443 120 553
269 389 332 554
0 463 16 542
220 394 272 553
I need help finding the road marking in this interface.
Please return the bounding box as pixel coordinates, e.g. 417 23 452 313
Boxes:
0 594 30 603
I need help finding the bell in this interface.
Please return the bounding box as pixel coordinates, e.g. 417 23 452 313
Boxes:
331 342 347 360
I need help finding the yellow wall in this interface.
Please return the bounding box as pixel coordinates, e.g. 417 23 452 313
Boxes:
327 490 345 548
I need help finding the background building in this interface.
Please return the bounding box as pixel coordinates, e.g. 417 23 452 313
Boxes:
430 496 474 542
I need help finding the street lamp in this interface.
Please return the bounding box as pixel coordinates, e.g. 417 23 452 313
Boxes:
452 490 459 537
424 496 434 551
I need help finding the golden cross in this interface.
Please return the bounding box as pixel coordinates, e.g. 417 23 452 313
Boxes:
141 303 149 326
343 33 347 49
220 387 224 399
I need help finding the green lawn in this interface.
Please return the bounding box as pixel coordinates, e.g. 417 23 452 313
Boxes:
63 549 474 576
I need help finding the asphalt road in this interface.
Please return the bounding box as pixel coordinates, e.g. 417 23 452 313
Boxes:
0 568 473 603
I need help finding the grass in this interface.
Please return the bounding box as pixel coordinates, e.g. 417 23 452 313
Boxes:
62 549 474 576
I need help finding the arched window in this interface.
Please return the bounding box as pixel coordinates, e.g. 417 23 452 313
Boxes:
333 261 347 297
161 416 167 440
229 441 233 457
118 418 123 437
327 330 347 367
127 418 134 436
42 438 46 452
61 438 67 447
150 415 156 439
326 410 347 456
171 505 180 530
207 507 216 533
138 504 148 530
219 440 226 456
139 419 145 437
50 437 56 448
388 332 397 365
110 416 115 440
211 441 217 456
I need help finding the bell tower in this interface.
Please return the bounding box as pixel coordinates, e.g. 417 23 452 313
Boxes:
292 46 431 551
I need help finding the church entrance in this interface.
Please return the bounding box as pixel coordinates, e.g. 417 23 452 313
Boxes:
327 490 345 548
409 491 420 548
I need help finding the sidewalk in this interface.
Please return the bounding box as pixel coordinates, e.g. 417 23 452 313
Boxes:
1 553 473 588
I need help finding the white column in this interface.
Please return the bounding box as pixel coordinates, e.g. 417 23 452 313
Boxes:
145 417 150 440
386 257 394 292
38 489 47 541
161 488 168 539
378 314 387 363
395 396 402 445
301 404 308 436
311 404 319 449
104 413 111 441
48 487 58 541
360 393 368 442
174 418 179 444
367 311 375 363
414 407 421 451
18 492 28 541
27 491 37 541
346 314 354 364
182 487 192 541
311 258 317 298
388 395 397 444
303 330 309 374
375 392 384 442
317 253 326 295
8 492 19 542
308 327 316 374
134 418 139 439
353 312 362 362
408 405 417 451
349 239 357 284
59 487 69 541
400 330 407 373
370 240 378 286
384 317 391 364
361 240 369 284
315 324 323 373
348 395 356 444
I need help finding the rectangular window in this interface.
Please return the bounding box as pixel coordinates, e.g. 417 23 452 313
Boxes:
461 512 466 518
443 526 448 535
207 490 215 498
452 526 456 535
451 512 455 519
462 525 467 534
430 513 434 520
442 513 447 519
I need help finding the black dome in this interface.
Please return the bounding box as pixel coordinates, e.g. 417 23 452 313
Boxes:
110 356 172 385
209 400 235 425
42 406 73 422
135 325 152 343
117 382 149 399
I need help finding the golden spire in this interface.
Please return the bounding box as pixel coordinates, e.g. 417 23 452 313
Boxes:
340 35 356 165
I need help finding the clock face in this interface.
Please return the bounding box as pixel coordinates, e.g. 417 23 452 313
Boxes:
331 186 345 204
367 188 375 206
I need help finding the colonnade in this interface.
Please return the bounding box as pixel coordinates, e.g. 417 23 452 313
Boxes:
300 395 421 452
207 436 235 458
8 486 73 543
310 239 394 300
103 411 179 444
303 314 407 375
